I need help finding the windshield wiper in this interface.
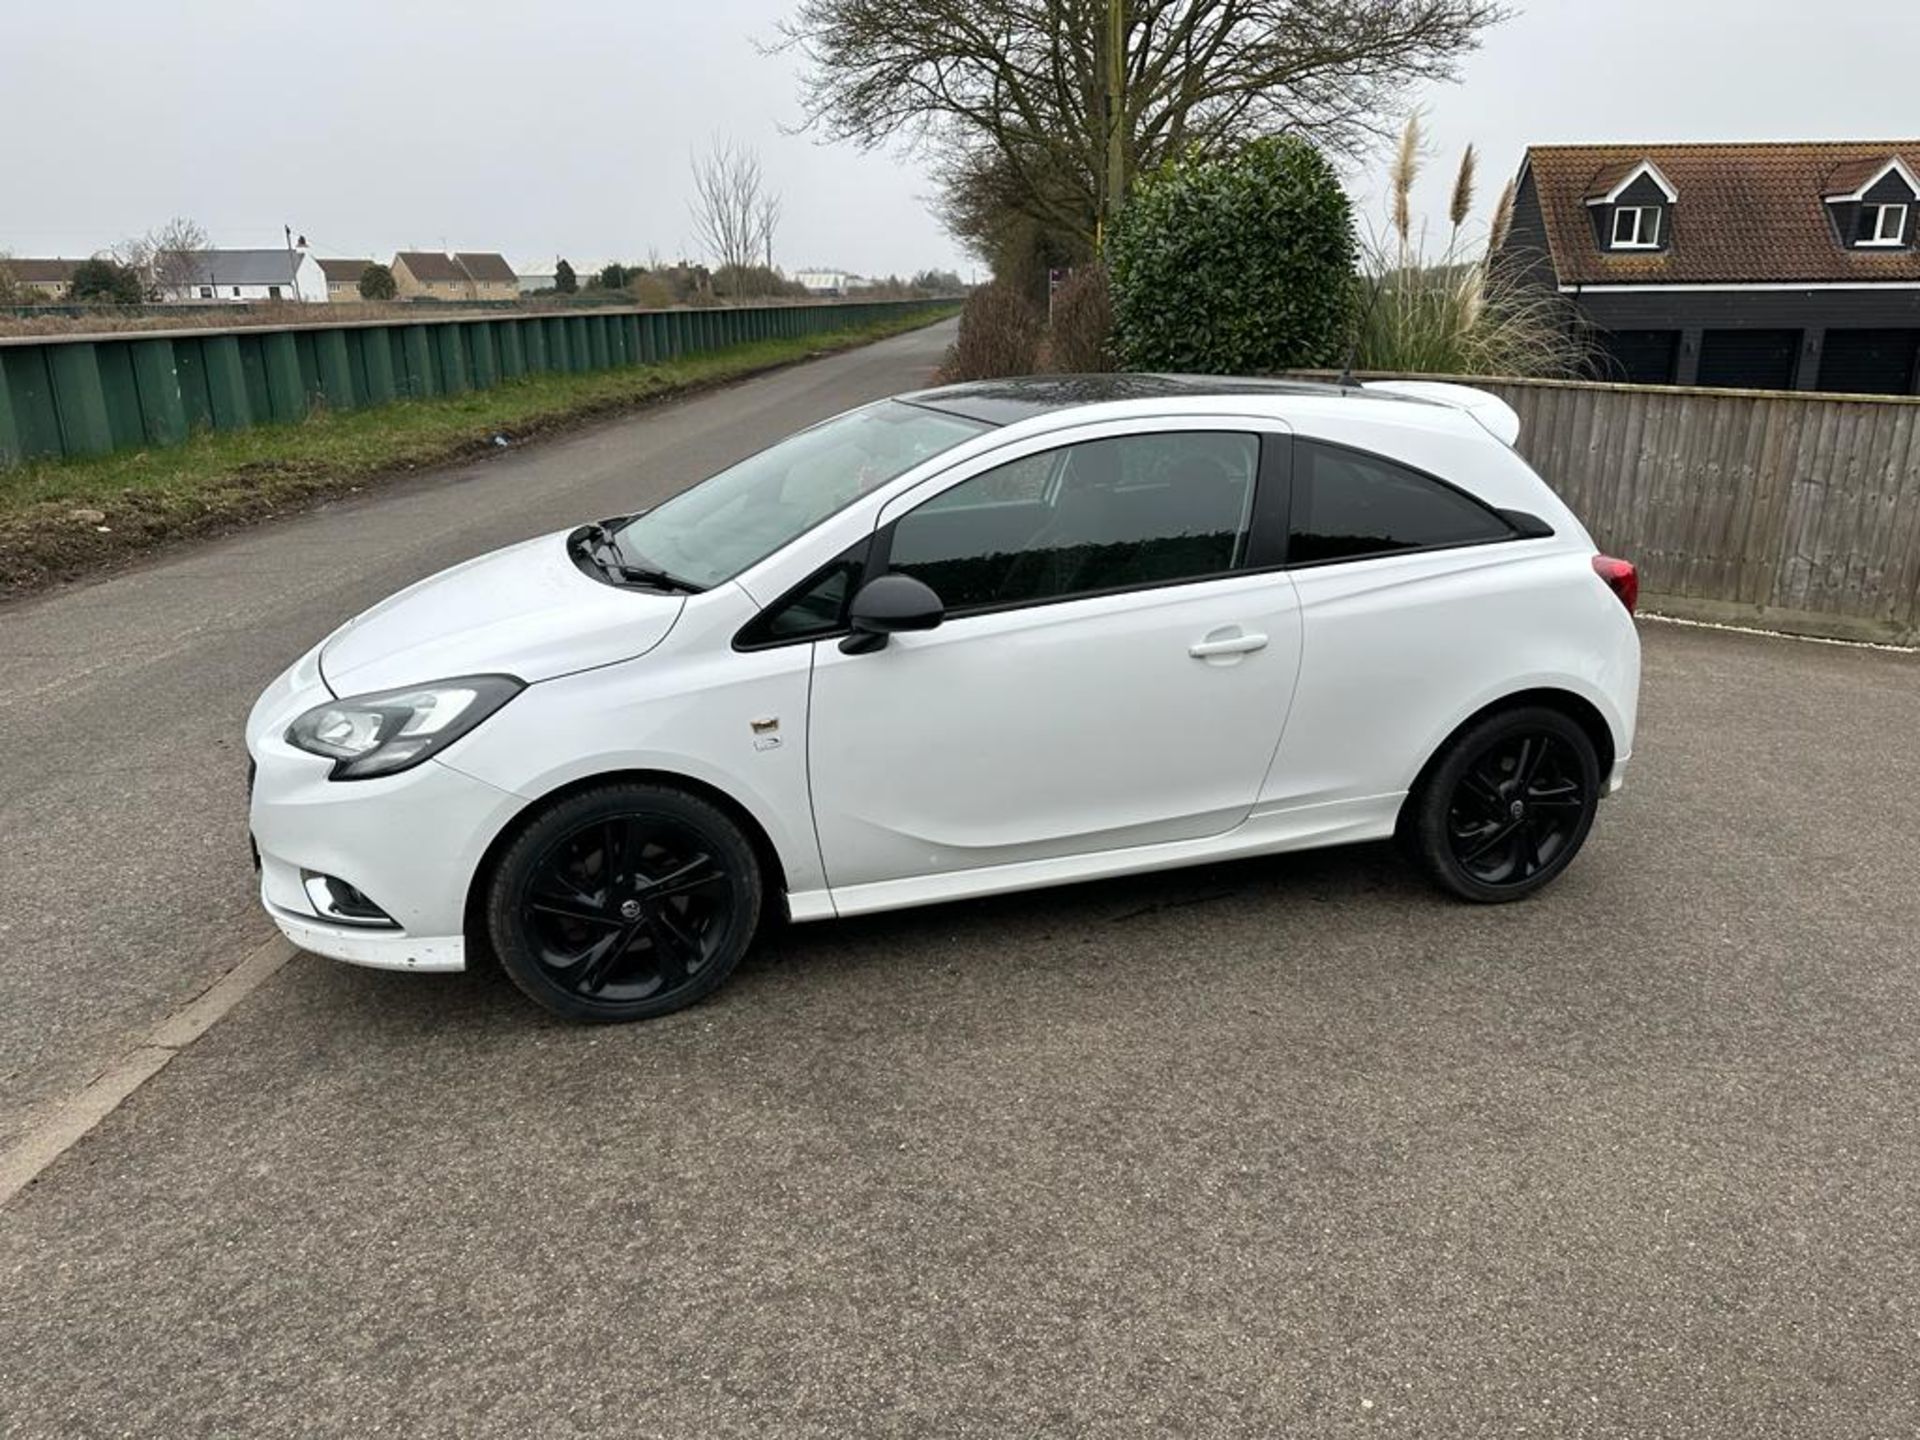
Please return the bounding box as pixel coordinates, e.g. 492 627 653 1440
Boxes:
573 521 705 593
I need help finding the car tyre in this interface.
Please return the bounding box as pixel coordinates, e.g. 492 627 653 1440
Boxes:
1407 706 1601 903
487 782 762 1022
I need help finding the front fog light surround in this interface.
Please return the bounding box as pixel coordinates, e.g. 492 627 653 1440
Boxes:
286 674 524 780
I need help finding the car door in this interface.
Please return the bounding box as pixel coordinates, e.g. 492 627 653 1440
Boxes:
806 420 1302 892
1257 436 1536 811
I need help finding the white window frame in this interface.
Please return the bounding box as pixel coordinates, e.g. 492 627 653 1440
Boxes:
1611 206 1662 249
1861 203 1909 247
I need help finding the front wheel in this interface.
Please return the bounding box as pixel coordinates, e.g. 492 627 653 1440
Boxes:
487 783 763 1022
1406 707 1602 903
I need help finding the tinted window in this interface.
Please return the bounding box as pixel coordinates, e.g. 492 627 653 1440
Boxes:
889 432 1258 611
1288 442 1513 565
737 543 867 647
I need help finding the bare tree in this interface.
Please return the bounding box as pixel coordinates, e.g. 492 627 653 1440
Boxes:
756 191 783 277
146 217 210 297
690 138 780 291
778 0 1507 255
0 252 23 307
110 235 156 296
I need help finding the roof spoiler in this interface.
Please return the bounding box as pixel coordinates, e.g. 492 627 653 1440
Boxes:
1363 381 1522 447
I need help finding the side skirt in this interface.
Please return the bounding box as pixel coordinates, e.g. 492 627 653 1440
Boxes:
813 793 1405 921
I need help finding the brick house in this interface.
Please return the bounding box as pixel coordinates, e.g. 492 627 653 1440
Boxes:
1 258 80 300
391 251 518 302
316 258 376 303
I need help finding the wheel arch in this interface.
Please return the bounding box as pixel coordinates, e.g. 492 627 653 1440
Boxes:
1399 686 1618 825
462 768 795 959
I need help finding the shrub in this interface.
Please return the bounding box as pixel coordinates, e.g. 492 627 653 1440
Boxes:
554 259 578 294
939 283 1042 381
1107 135 1357 374
1043 266 1114 372
67 258 146 306
358 263 397 301
627 273 675 309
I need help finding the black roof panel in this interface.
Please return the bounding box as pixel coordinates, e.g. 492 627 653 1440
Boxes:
896 373 1395 426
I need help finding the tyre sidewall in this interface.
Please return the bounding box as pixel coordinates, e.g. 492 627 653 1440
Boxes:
1414 707 1601 903
486 784 763 1023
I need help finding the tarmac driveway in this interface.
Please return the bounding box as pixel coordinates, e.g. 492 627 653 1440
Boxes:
3 619 1917 1438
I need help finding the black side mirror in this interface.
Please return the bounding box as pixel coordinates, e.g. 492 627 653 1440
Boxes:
839 574 945 654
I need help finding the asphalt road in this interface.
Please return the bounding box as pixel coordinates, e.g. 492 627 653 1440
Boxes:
0 319 957 1154
5 322 1920 1436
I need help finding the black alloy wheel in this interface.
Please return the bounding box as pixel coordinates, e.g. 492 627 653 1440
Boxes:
1407 706 1601 902
487 783 762 1021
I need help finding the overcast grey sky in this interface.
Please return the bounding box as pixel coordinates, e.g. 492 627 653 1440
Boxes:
3 1 1916 277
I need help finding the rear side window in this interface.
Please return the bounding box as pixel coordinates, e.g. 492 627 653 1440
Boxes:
1288 441 1513 566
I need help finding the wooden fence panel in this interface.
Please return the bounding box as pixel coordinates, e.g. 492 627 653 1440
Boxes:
1359 375 1920 644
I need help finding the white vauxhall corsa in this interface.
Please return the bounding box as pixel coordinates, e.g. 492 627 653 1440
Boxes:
247 375 1642 1022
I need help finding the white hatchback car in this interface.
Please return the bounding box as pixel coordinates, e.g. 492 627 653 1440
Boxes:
247 375 1641 1022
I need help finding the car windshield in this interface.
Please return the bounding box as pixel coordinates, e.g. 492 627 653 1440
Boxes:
612 400 990 588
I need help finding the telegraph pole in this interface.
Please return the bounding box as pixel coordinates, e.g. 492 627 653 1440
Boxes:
1104 0 1126 247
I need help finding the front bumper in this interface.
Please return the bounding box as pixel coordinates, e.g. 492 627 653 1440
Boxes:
264 899 467 972
247 653 524 974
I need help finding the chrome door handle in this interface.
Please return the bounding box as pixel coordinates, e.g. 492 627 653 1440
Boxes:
1189 631 1269 658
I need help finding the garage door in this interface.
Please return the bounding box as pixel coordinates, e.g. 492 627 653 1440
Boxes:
1589 329 1680 385
1817 330 1920 396
1697 330 1800 391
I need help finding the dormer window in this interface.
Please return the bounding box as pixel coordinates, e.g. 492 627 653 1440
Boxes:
1861 202 1908 247
1586 158 1677 255
1612 206 1662 249
1823 157 1918 250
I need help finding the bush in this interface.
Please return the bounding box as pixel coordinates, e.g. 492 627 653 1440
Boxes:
939 283 1042 381
358 263 397 301
627 273 675 309
67 257 146 306
1108 136 1357 374
1043 266 1113 372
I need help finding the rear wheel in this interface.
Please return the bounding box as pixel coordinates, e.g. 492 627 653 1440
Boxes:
487 783 762 1022
1407 707 1601 903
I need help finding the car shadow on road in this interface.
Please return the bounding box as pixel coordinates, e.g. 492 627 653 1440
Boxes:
279 839 1453 1042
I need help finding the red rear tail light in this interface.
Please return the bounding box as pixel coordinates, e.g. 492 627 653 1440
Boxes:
1592 555 1638 615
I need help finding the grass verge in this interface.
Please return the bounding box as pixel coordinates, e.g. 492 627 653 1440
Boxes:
0 308 956 597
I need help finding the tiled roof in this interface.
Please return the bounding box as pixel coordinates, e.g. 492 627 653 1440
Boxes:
317 258 374 282
1523 141 1920 286
394 250 466 282
1 257 79 283
453 252 516 283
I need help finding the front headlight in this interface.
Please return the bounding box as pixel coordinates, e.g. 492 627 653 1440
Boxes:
286 675 524 780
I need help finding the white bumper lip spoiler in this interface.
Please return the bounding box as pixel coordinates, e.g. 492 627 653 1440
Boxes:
1364 380 1523 446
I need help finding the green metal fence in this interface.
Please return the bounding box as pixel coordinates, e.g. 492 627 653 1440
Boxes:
0 299 955 469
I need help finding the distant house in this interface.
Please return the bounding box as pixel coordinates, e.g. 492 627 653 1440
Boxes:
1 258 79 299
391 251 518 302
1499 140 1920 395
158 248 328 304
316 258 376 303
794 269 871 297
453 252 518 302
515 262 557 293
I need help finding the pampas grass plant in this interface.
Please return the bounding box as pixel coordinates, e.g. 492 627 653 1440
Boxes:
1355 118 1585 378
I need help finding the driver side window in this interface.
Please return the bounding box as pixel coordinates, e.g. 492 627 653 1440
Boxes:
886 431 1260 613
